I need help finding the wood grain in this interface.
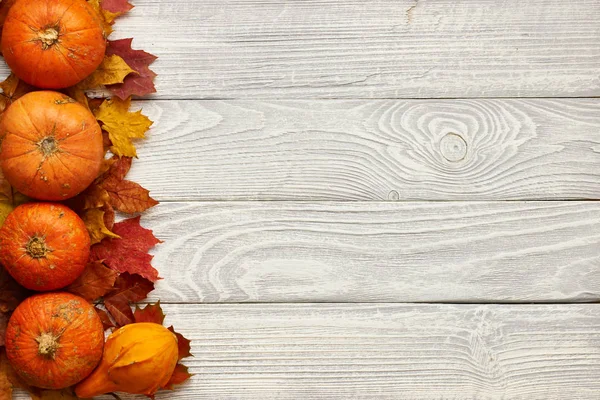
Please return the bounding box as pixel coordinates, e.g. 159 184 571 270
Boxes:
4 0 598 99
16 303 596 399
129 99 600 201
141 201 600 303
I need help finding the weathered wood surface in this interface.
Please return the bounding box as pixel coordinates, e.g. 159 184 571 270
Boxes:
19 303 593 399
141 201 600 303
129 98 600 201
4 0 599 99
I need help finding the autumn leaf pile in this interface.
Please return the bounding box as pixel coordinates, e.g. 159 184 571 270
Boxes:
0 0 192 398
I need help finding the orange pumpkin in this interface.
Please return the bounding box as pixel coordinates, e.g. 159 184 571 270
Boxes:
1 0 106 89
0 203 90 291
0 91 104 201
5 292 104 389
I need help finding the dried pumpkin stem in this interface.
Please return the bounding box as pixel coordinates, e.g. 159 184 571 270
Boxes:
38 26 60 50
36 332 60 359
26 236 50 258
38 136 59 157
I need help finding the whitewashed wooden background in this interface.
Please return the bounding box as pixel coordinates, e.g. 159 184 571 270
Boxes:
12 0 600 398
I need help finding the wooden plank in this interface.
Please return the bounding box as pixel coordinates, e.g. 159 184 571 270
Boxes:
4 0 598 99
129 99 600 201
142 201 600 303
16 303 597 399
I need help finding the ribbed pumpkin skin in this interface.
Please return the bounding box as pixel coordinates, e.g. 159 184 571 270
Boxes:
0 203 90 291
0 91 104 201
5 292 104 389
1 0 106 88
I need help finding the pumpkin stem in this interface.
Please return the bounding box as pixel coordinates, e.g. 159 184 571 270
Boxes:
26 236 50 258
38 137 59 157
36 332 60 359
38 26 60 50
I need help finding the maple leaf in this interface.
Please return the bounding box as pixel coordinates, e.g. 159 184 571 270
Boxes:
0 313 6 347
134 301 165 325
94 96 153 157
99 156 159 213
29 388 78 400
0 349 13 400
79 54 137 90
91 216 162 281
168 326 193 361
101 0 134 13
0 73 33 114
87 0 120 36
0 266 28 313
66 261 119 302
95 307 116 330
106 38 158 99
104 273 154 326
81 207 121 244
163 364 193 390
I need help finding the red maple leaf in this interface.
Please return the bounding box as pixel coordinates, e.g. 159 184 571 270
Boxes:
104 273 155 326
163 364 192 390
106 39 157 99
95 307 116 331
99 156 159 214
134 301 165 325
66 261 119 302
101 0 134 13
168 326 193 361
91 216 162 281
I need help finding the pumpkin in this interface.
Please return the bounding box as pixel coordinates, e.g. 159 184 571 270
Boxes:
75 323 179 398
1 0 106 89
0 91 104 201
0 202 90 291
5 292 104 389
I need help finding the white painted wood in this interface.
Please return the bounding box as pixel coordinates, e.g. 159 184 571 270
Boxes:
4 0 599 99
141 201 600 303
15 303 599 399
129 99 600 201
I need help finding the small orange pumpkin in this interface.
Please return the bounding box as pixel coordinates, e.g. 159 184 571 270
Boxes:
75 323 179 398
0 203 90 291
1 0 106 89
0 91 104 201
5 292 104 389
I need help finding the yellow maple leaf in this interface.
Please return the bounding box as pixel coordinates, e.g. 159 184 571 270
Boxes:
0 73 32 114
0 169 28 226
81 208 120 244
94 97 153 157
80 55 137 89
87 0 121 36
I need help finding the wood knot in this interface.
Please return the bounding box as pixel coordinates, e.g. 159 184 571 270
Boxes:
440 133 467 162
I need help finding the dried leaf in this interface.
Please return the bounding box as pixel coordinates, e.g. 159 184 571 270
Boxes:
95 307 116 330
101 0 133 13
0 350 13 400
66 261 119 302
0 313 6 347
104 273 154 326
0 266 28 313
87 0 119 36
70 185 111 210
91 216 162 281
29 388 78 400
163 364 192 390
81 207 121 244
99 157 158 213
79 54 137 90
106 38 158 99
134 301 165 325
0 73 33 114
94 96 153 157
168 326 193 361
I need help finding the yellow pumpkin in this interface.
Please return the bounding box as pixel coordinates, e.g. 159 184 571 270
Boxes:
74 322 178 398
